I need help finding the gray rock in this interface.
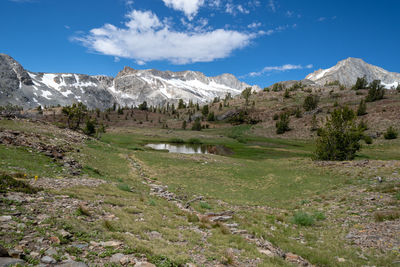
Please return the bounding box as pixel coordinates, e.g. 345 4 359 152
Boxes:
0 216 12 222
45 247 57 256
56 261 88 267
109 253 125 263
41 255 57 264
0 257 25 267
134 262 156 267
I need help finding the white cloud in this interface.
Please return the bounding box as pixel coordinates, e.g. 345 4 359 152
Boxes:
248 64 313 77
268 0 276 12
162 0 204 20
75 9 254 65
248 22 261 29
225 2 250 15
317 17 326 22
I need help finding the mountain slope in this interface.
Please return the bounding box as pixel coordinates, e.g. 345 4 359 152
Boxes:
306 57 400 88
0 54 258 109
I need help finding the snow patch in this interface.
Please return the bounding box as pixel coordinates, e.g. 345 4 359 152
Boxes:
41 90 53 99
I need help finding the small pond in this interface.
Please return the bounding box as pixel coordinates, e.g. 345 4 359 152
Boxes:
145 143 233 156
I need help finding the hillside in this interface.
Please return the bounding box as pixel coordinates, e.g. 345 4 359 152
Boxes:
1 74 400 266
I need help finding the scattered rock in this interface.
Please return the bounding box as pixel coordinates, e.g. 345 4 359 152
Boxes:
56 261 88 267
100 241 122 247
45 247 58 256
258 249 274 257
110 253 125 263
0 257 25 267
59 229 72 239
0 216 12 222
134 262 156 267
337 257 346 262
41 255 57 264
30 251 40 258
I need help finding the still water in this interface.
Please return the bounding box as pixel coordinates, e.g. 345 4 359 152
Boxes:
146 143 209 154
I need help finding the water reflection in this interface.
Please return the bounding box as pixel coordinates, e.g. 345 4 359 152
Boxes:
146 143 209 154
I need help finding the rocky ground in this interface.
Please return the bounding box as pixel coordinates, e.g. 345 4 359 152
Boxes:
0 176 164 267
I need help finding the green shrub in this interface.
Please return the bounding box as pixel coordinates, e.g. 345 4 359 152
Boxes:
313 211 326 221
83 118 96 136
366 80 385 102
275 113 290 134
191 118 202 131
357 99 367 116
0 174 39 194
117 183 132 192
384 126 398 140
303 95 319 111
199 202 211 209
207 112 215 121
363 135 373 144
187 138 203 144
292 212 315 226
315 106 364 160
169 138 184 144
273 114 279 120
352 76 368 90
294 107 302 118
283 89 290 98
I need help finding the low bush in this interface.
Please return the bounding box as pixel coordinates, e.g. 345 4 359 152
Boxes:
384 126 398 140
0 173 39 194
292 212 315 226
169 138 185 143
187 138 203 144
275 113 290 134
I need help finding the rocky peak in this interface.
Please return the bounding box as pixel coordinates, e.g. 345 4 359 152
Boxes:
306 57 400 88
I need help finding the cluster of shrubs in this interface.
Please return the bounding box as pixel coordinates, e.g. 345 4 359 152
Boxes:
61 103 106 137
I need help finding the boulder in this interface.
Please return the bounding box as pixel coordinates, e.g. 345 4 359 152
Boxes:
0 257 25 267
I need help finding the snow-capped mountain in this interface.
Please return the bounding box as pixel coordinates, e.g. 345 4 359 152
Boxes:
0 54 258 109
306 57 400 88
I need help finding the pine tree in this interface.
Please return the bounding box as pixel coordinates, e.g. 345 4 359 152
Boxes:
357 99 367 116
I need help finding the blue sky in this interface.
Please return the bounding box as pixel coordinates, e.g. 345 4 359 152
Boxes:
1 0 399 87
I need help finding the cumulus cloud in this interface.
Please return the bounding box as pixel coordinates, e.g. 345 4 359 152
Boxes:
74 9 254 65
162 0 204 20
247 64 313 77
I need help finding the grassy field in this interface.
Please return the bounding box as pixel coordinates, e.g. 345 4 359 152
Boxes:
102 126 400 266
1 118 399 266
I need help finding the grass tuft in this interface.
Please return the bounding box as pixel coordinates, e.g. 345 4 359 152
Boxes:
0 173 39 194
292 212 315 226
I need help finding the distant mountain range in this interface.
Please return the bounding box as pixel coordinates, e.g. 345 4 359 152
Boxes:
0 54 259 109
1 54 399 110
306 57 400 88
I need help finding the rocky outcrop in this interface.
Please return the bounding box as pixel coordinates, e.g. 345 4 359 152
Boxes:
306 57 400 88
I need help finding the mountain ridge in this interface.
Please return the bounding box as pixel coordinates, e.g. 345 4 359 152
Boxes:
0 54 259 109
305 57 400 88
